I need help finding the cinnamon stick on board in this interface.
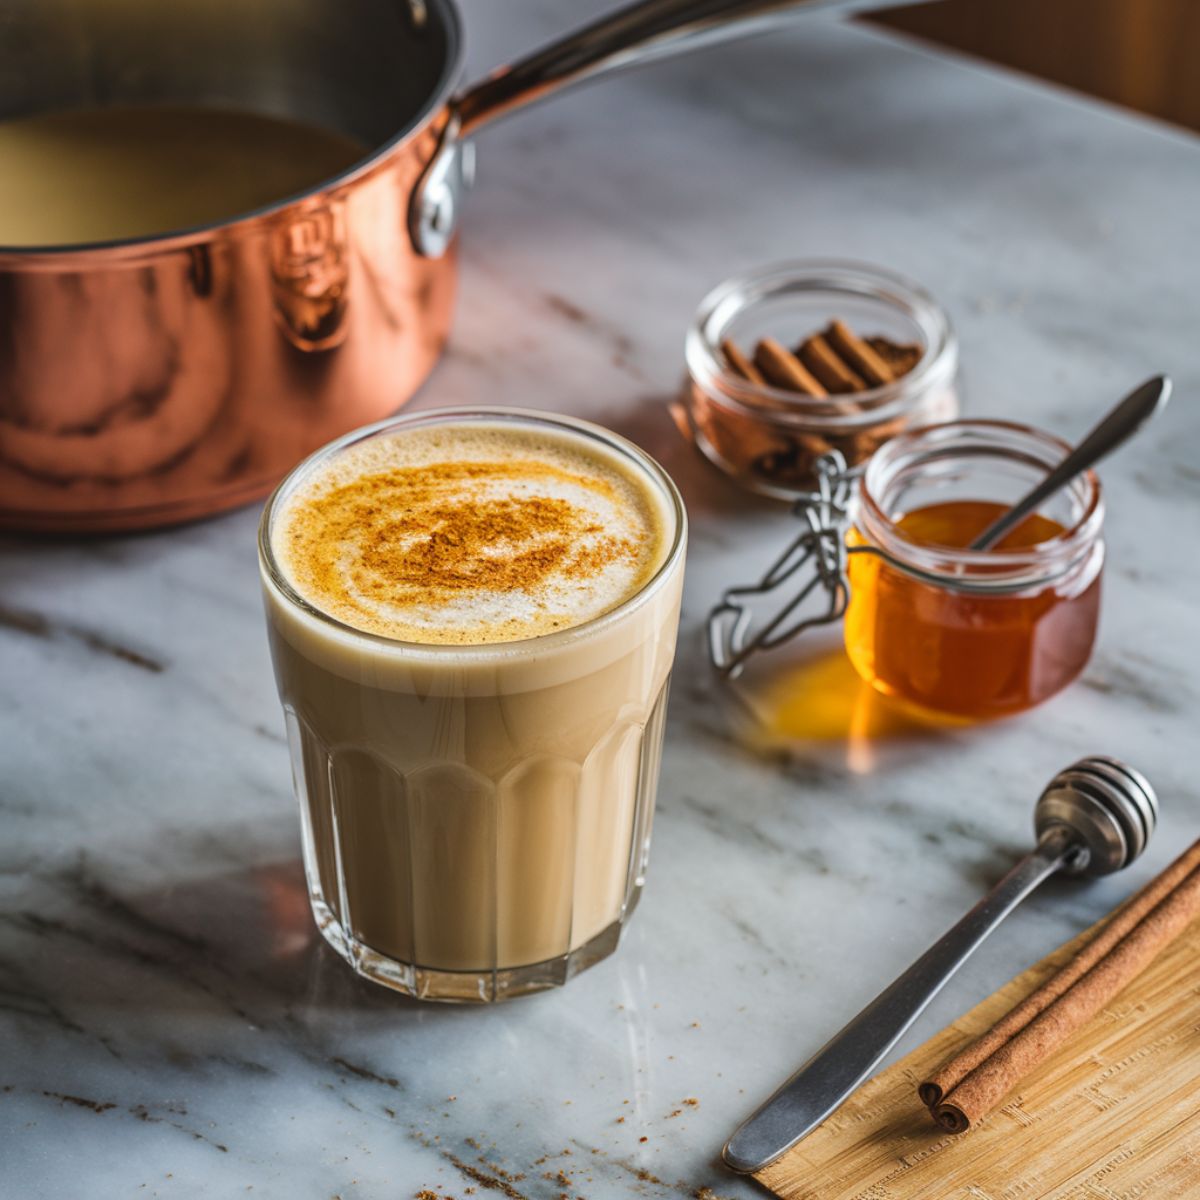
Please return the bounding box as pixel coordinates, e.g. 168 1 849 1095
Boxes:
919 838 1200 1108
924 841 1200 1134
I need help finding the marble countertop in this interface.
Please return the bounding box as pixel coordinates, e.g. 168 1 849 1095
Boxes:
4 4 1199 1197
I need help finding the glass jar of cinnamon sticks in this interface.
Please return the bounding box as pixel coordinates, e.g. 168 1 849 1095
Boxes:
683 261 959 498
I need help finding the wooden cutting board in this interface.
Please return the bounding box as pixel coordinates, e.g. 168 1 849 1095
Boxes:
754 915 1200 1199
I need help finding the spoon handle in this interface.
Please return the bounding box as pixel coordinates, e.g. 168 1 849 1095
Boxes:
970 375 1171 551
722 829 1076 1174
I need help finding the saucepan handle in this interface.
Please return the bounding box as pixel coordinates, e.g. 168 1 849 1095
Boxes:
410 0 914 256
457 0 882 136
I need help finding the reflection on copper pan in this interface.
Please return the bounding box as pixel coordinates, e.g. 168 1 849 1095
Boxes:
0 124 455 532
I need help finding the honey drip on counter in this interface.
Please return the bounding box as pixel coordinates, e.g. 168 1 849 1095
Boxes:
844 500 1100 720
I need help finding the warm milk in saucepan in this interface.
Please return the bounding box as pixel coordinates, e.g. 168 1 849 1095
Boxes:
0 107 365 246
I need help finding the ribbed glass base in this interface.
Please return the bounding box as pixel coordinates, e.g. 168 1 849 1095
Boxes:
310 887 640 1002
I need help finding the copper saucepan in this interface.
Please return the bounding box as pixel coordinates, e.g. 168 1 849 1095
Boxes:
0 0 899 532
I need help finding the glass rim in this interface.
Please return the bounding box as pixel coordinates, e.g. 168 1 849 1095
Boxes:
854 418 1104 583
685 259 958 430
258 405 688 659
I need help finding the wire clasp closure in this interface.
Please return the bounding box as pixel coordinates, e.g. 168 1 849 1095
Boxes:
707 452 858 679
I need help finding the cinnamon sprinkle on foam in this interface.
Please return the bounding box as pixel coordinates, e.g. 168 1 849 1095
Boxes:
274 424 667 645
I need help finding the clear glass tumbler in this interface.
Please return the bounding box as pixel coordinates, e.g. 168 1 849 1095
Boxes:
258 408 687 1002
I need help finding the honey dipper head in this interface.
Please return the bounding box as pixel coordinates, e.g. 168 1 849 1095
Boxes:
1035 756 1158 876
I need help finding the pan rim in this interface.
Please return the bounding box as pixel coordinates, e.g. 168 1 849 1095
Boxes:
0 0 466 261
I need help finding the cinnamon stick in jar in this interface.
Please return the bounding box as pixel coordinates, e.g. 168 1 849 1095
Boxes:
710 320 925 491
721 338 766 387
923 839 1200 1134
716 322 919 404
826 319 896 387
797 333 865 394
754 337 828 397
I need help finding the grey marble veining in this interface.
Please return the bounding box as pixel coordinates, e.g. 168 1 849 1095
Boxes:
3 4 1199 1197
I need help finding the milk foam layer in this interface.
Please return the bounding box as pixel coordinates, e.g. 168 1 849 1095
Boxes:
274 422 668 645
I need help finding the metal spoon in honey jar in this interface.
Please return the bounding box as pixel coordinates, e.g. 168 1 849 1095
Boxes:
970 375 1172 551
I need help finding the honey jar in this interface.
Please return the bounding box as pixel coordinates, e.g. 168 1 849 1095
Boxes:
844 420 1105 720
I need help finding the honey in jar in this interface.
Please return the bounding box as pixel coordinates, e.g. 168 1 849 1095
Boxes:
843 421 1105 721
